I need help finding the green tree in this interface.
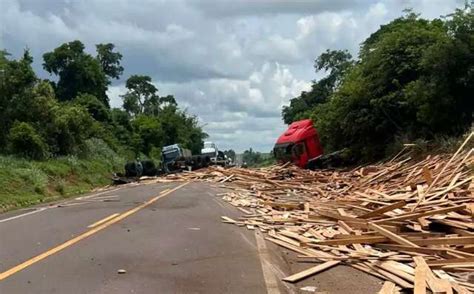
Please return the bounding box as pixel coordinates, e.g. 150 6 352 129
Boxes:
43 40 109 106
121 75 160 116
0 50 38 148
131 115 163 156
0 40 206 163
8 122 48 160
282 50 354 124
47 104 95 155
404 7 473 136
96 43 124 82
223 149 236 162
309 7 473 161
73 93 111 122
110 108 134 147
242 148 262 166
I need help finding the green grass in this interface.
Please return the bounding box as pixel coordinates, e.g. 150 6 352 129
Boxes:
0 139 125 212
254 155 277 168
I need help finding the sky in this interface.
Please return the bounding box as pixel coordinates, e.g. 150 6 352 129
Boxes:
0 0 465 152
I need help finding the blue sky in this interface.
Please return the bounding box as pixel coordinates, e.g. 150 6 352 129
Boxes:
0 0 465 152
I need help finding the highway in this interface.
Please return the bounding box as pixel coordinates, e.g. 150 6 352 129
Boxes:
0 181 380 294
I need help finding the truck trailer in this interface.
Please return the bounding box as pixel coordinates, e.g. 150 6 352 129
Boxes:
162 144 210 173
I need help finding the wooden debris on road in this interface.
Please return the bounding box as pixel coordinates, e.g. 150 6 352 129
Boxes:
146 140 473 291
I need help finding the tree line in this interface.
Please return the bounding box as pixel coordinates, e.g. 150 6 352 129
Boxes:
282 6 473 162
0 40 207 161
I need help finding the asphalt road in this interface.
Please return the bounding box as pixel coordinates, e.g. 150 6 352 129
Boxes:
0 181 381 294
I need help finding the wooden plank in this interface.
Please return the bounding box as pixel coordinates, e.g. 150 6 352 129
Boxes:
426 257 474 267
369 223 419 248
351 262 387 280
422 167 433 185
375 244 447 255
413 256 451 294
378 281 396 294
375 262 414 283
315 235 388 246
414 263 427 294
373 205 467 223
282 261 340 283
423 131 473 196
221 216 236 223
411 236 474 246
359 201 407 219
313 210 368 223
425 177 473 202
265 237 313 256
370 264 414 289
433 270 471 294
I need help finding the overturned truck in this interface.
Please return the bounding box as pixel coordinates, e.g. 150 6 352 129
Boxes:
161 144 210 173
117 144 210 184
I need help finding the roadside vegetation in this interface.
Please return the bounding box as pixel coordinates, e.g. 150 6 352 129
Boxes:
0 139 124 211
282 6 473 162
242 148 276 167
0 41 207 209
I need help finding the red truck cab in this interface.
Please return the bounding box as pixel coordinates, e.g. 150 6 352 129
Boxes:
273 119 323 168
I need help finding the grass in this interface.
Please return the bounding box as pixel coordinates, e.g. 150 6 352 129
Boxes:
388 129 474 162
0 139 125 212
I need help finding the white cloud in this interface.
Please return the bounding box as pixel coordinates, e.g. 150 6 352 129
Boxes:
0 0 465 152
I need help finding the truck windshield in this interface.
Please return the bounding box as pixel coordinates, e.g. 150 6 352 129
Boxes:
202 152 215 157
204 143 214 149
162 150 179 162
273 143 293 161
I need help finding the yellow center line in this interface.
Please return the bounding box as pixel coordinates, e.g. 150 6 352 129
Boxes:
87 213 120 228
0 182 189 282
160 188 171 195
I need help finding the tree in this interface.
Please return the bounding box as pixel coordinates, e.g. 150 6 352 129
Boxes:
96 43 124 82
0 39 207 162
73 93 111 122
43 40 109 106
0 49 38 148
404 6 473 136
242 148 262 166
121 75 159 116
308 7 473 161
282 50 354 124
131 115 163 156
223 149 236 162
8 122 48 160
47 104 95 155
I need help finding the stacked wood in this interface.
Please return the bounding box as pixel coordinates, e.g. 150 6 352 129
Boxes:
149 135 474 292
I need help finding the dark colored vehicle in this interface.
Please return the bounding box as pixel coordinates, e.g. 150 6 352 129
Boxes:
162 144 210 173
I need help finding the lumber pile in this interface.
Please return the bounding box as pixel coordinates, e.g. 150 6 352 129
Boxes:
150 136 474 292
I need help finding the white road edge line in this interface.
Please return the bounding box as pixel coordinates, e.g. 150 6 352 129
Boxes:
74 187 121 200
0 188 122 224
0 207 48 224
254 230 282 294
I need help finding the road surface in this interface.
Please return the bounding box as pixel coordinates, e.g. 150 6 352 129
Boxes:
0 181 381 293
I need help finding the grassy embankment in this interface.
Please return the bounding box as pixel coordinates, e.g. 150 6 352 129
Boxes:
0 139 125 212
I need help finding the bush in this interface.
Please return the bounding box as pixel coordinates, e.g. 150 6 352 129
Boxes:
73 93 111 122
8 122 48 160
48 104 95 155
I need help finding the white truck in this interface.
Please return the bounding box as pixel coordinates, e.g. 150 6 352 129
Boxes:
201 141 227 166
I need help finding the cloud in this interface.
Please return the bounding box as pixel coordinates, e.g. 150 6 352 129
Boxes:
191 0 366 17
0 0 464 152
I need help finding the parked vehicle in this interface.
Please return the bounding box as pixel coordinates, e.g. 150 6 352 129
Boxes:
162 144 210 172
201 141 227 166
